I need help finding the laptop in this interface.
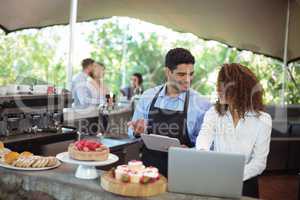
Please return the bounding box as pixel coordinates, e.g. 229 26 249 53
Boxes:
168 147 245 199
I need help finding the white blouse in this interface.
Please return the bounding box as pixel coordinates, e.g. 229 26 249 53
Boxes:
196 107 272 181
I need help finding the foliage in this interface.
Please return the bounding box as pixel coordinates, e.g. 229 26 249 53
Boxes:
0 29 66 87
87 19 165 94
0 17 299 104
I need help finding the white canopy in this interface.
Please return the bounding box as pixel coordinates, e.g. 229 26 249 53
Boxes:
0 0 300 63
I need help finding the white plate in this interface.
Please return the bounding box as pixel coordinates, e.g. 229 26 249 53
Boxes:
0 160 61 171
56 152 119 166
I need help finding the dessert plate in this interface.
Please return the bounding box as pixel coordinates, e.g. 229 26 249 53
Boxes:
0 159 61 171
56 152 118 179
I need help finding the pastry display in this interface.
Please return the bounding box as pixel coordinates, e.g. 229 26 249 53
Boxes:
68 140 109 161
13 156 37 168
0 144 60 169
112 160 160 184
101 160 167 197
10 155 58 168
128 160 145 171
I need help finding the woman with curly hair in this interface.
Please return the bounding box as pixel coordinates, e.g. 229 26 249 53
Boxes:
196 63 272 198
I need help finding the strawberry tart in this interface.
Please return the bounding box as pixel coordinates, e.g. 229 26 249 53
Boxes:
112 160 160 184
68 140 109 161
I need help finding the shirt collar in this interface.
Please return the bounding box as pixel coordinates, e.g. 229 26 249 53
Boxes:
158 84 186 101
225 110 259 118
245 111 260 117
80 72 89 80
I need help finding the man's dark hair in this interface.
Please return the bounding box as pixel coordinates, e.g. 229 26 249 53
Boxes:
165 48 195 71
132 73 143 85
81 58 95 69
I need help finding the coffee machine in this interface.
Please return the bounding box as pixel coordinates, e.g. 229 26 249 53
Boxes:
0 93 72 137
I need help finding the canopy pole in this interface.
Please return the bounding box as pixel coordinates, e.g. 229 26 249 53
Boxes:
275 0 290 129
280 0 290 106
66 0 78 90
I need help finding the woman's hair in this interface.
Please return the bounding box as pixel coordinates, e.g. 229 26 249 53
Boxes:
215 63 265 118
132 73 143 85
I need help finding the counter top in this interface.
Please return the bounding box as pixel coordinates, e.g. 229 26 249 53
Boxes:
0 93 71 100
63 106 132 121
0 164 256 200
101 137 139 150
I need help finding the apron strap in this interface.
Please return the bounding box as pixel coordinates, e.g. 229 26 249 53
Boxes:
149 86 164 112
181 89 192 147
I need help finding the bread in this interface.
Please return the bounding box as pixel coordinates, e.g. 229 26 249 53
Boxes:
46 157 58 167
3 149 59 168
32 157 45 168
13 157 35 168
4 152 20 165
11 156 58 168
0 141 4 150
19 151 33 158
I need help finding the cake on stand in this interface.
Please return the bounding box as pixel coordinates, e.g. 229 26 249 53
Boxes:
56 152 118 179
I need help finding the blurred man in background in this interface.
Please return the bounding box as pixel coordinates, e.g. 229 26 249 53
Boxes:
71 58 96 108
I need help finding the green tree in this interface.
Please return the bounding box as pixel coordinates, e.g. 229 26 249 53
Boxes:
0 17 299 104
0 29 66 87
87 19 165 94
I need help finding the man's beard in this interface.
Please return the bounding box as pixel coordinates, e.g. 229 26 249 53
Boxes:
168 80 191 93
88 71 93 77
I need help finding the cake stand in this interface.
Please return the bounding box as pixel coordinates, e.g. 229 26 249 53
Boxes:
56 152 118 179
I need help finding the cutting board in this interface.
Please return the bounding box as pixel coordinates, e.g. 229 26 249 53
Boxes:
101 171 167 197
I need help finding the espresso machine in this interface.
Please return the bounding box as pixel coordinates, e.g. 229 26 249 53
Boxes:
0 93 72 137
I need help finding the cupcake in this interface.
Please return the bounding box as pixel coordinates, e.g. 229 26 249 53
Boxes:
129 170 143 183
115 165 130 181
128 160 145 171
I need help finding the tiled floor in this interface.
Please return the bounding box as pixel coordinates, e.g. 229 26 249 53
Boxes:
259 175 299 200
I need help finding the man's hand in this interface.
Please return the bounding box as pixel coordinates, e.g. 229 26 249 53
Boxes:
127 119 147 135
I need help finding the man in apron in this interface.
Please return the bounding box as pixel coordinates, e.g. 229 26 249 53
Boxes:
128 48 211 176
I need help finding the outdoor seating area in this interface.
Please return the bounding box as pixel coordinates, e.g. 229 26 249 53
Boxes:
0 1 299 200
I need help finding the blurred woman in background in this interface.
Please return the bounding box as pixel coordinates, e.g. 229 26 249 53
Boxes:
120 73 144 100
